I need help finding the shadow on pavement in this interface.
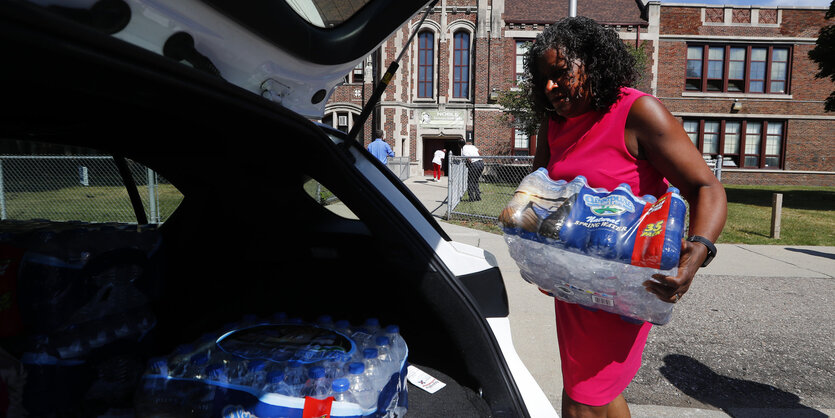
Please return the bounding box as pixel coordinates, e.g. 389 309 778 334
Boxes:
660 354 827 417
785 247 835 261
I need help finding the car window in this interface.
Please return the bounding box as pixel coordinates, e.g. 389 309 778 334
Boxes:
304 178 358 220
286 0 372 28
0 143 182 224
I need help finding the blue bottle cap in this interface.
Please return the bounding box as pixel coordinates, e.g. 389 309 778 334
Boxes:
667 186 680 194
384 325 400 334
308 366 325 378
375 336 390 346
267 369 285 383
364 318 380 327
363 348 378 359
348 362 365 374
317 315 333 324
332 378 350 392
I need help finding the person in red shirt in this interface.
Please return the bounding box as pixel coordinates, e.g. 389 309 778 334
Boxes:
526 16 727 417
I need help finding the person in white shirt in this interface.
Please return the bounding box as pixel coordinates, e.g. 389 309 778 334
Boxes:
461 140 484 200
431 148 446 182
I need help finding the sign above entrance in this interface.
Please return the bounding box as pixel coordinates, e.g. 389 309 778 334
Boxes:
418 109 465 129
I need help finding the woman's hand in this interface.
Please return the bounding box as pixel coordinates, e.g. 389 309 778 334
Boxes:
642 239 709 303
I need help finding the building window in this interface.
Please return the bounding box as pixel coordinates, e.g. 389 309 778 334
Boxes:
323 111 355 134
684 118 785 168
351 58 365 83
453 31 470 99
685 44 791 94
513 128 530 155
516 40 530 85
418 31 434 98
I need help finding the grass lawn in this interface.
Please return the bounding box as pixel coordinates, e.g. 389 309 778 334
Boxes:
720 184 835 245
3 184 184 223
448 183 835 246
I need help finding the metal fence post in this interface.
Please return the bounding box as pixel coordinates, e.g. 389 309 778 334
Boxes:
147 167 158 224
715 154 723 181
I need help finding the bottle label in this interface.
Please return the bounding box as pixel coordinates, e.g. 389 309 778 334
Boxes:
302 396 334 418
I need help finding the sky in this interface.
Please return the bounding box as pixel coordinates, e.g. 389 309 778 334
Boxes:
661 0 831 6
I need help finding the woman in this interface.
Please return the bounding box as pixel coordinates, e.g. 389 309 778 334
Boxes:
526 17 727 417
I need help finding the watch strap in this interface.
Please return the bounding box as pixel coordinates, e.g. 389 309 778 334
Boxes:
687 235 716 267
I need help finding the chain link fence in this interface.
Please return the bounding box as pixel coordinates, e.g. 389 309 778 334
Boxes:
0 156 182 224
448 155 533 222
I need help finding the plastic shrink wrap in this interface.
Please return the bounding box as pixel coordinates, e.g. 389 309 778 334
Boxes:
500 168 687 325
135 317 409 418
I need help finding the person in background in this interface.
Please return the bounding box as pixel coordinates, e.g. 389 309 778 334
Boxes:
367 129 394 165
461 139 484 201
526 16 727 418
431 148 446 182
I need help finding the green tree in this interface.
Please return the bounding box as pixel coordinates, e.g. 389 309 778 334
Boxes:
809 0 835 112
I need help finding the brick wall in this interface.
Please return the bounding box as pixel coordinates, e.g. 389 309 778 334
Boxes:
322 2 833 186
721 171 834 187
655 4 834 185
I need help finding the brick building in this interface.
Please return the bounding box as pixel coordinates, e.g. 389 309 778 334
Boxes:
323 0 834 185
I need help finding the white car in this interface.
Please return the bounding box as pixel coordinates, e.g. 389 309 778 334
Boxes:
0 0 557 416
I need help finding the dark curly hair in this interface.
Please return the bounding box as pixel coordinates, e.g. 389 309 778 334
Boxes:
525 16 639 119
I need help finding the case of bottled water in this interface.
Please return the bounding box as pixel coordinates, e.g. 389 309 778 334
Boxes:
500 169 688 325
0 220 163 415
135 315 409 417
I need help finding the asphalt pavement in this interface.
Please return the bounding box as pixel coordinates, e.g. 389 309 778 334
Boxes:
402 175 835 418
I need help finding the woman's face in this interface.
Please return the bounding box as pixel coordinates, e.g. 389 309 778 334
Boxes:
536 47 592 118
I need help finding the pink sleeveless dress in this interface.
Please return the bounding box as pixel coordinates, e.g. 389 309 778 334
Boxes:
545 87 667 406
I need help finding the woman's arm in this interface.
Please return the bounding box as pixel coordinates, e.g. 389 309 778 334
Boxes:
532 117 551 171
625 96 728 303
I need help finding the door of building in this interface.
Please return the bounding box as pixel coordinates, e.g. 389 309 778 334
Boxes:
422 137 462 176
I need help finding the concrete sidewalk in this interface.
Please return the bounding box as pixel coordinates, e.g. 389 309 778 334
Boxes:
402 175 835 417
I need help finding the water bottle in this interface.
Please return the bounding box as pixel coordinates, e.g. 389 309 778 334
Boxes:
362 348 383 389
362 318 381 335
205 362 229 384
169 343 195 376
301 366 331 399
323 352 348 380
183 353 209 379
383 325 406 365
331 378 355 404
334 320 353 336
374 336 395 377
284 360 307 395
346 362 376 410
316 315 334 328
271 312 288 323
238 359 267 388
263 370 294 396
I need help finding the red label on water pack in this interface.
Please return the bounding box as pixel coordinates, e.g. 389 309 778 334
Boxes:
631 193 673 269
302 396 334 418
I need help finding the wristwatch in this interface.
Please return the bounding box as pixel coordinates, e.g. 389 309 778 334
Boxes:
687 235 717 267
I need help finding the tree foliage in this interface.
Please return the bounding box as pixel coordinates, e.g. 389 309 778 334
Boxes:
808 0 835 112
